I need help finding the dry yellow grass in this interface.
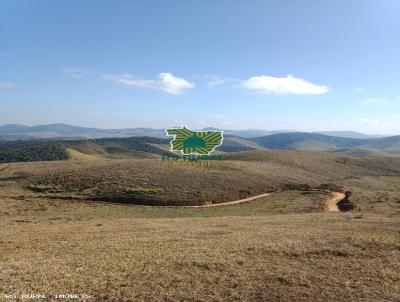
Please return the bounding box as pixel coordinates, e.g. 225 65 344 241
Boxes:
66 148 104 161
0 201 399 302
0 151 400 301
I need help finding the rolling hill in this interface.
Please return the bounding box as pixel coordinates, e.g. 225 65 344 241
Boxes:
2 129 400 163
0 137 171 163
218 135 266 152
251 132 362 151
250 132 400 156
3 147 400 207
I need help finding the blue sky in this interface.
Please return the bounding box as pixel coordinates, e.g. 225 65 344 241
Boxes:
0 0 399 134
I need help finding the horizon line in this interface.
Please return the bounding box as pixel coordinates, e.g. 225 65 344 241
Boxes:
0 122 397 137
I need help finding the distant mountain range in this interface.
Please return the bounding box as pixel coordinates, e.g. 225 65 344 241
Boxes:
204 127 384 140
0 123 387 140
0 124 167 140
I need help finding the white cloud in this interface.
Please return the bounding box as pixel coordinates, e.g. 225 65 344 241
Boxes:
102 72 194 95
359 97 383 104
0 82 16 89
242 75 330 95
63 67 93 78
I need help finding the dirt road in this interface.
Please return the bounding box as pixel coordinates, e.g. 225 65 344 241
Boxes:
135 190 346 209
193 190 346 210
183 192 272 208
133 192 272 208
324 192 346 212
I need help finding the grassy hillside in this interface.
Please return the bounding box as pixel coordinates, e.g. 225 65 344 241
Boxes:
251 132 361 151
0 149 398 210
1 150 399 301
0 137 171 163
218 135 266 152
250 133 400 156
357 135 400 155
84 136 169 155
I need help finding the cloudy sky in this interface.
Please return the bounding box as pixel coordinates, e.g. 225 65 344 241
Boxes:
0 0 399 134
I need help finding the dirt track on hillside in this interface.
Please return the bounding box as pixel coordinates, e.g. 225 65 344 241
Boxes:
324 192 346 212
135 190 346 209
182 192 272 208
190 190 346 210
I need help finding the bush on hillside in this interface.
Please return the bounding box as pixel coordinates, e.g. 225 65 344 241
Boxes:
318 183 344 192
283 183 312 191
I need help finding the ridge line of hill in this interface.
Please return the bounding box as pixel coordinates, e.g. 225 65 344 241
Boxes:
0 123 389 140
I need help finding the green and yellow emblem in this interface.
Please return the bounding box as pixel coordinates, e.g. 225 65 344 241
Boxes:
166 126 224 155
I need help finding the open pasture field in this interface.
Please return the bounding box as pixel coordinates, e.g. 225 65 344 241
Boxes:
0 150 400 301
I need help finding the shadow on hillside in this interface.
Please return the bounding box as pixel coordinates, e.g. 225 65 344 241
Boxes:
337 191 355 211
88 196 200 207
